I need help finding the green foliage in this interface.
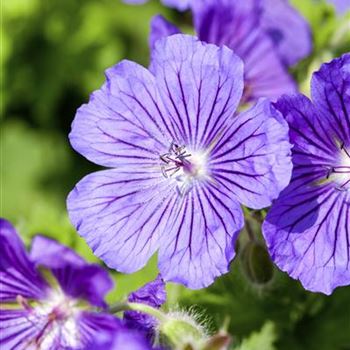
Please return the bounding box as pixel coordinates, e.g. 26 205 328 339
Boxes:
237 322 277 350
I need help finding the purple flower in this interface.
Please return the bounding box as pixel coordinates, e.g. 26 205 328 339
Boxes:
262 53 350 295
125 275 166 339
67 34 292 289
0 219 149 349
150 0 311 102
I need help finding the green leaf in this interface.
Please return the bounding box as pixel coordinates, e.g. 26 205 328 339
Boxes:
237 322 277 350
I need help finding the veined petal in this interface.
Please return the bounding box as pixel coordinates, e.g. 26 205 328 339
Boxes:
152 34 244 148
209 99 292 209
0 306 121 350
311 53 350 139
149 15 180 51
263 184 350 295
67 169 177 274
158 184 244 289
125 275 166 338
0 219 48 302
192 0 296 102
69 60 173 168
261 0 312 66
30 236 113 308
0 309 48 350
275 94 337 164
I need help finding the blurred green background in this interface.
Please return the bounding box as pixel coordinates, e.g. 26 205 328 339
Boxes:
1 0 350 349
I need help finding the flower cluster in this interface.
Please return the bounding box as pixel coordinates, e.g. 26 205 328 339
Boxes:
1 0 350 348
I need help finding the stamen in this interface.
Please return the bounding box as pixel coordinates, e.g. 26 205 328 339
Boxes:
325 141 350 191
160 142 193 179
160 142 209 195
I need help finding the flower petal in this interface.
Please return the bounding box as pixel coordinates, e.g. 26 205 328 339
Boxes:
0 219 48 302
192 0 296 102
209 99 292 209
0 309 48 350
30 236 113 308
149 15 180 51
83 313 152 350
151 34 244 148
67 169 177 274
69 60 173 168
193 0 296 102
124 275 166 339
263 183 350 295
158 184 244 289
311 53 350 140
261 0 312 66
275 94 337 165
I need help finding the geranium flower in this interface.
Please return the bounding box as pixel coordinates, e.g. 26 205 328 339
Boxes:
149 0 311 102
0 219 159 349
262 53 350 295
67 34 292 289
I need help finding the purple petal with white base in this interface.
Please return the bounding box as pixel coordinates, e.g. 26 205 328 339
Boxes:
0 219 116 349
30 235 113 308
68 34 292 288
263 54 350 294
122 0 190 11
125 275 166 338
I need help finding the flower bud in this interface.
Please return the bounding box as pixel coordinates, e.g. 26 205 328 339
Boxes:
159 311 207 349
240 241 274 285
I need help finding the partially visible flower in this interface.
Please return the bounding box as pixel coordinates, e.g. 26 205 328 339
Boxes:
262 53 350 295
328 0 350 15
67 34 292 289
150 0 311 102
122 0 191 11
86 323 153 350
0 219 151 349
125 275 166 340
260 0 312 66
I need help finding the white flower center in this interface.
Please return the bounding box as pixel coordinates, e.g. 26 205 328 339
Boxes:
19 289 81 349
327 142 350 191
160 142 209 195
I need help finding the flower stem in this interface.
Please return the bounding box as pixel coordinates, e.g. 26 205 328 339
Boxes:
108 302 167 322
